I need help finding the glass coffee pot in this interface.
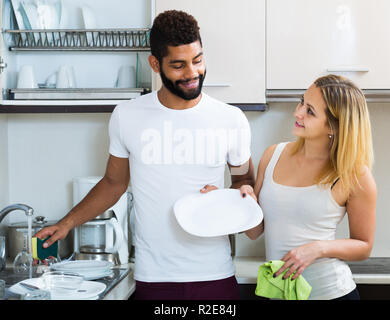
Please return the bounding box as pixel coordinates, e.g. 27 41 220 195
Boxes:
76 210 124 255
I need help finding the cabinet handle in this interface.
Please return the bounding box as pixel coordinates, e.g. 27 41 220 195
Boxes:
0 57 7 74
203 83 232 87
326 67 369 72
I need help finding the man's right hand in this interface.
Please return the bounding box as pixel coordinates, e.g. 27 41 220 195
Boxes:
34 221 71 248
34 155 130 249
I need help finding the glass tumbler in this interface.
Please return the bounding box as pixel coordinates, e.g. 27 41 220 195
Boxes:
22 289 51 300
13 249 33 274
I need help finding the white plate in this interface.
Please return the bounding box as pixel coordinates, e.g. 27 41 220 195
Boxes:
50 260 114 280
48 269 113 281
11 0 27 29
21 1 39 29
10 278 106 300
174 188 263 237
51 260 113 271
77 270 114 281
81 5 97 29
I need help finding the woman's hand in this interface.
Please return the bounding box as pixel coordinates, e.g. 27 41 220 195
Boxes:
274 241 321 280
239 184 257 202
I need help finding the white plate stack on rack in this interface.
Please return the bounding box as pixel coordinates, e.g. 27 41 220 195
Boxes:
50 260 114 280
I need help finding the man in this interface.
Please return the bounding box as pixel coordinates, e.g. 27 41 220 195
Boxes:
36 10 255 300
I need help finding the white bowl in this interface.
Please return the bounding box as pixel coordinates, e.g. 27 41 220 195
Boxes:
42 271 84 295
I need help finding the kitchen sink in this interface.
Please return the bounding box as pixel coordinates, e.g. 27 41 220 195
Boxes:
0 266 130 300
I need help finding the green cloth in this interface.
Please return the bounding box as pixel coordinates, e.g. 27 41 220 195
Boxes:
255 260 312 300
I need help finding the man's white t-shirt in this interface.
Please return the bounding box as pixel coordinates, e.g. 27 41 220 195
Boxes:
109 91 251 282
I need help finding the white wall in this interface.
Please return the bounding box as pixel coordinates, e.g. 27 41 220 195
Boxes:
0 115 8 204
6 113 110 223
0 115 8 235
233 105 297 258
362 103 390 257
2 101 390 257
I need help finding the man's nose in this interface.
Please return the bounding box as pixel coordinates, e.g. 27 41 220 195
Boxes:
183 64 198 80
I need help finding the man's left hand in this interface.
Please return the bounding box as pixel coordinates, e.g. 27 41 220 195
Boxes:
200 184 218 193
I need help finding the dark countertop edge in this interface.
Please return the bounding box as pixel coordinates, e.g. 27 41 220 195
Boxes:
0 103 268 113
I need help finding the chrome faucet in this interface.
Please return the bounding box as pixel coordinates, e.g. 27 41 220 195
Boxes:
0 204 34 224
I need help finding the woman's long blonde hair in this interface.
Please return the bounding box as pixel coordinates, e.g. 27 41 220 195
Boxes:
291 74 374 197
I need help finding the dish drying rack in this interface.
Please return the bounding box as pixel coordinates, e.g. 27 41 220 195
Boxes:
4 28 150 51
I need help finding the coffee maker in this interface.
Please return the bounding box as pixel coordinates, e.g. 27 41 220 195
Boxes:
72 176 130 264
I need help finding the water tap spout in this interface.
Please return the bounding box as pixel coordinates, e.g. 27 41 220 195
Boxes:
0 204 34 224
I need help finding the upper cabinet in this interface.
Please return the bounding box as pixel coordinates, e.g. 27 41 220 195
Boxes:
154 0 266 104
267 0 390 90
0 0 153 109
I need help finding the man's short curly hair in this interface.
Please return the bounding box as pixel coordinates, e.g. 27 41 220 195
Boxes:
150 10 202 62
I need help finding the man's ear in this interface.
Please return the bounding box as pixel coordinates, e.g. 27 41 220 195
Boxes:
148 55 160 73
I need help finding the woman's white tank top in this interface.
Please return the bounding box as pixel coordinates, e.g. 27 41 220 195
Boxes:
258 142 356 300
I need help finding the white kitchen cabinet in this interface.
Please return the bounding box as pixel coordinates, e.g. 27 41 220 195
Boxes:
267 0 390 90
154 0 266 104
0 0 153 109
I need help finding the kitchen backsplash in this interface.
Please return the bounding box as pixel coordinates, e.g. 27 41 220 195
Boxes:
1 101 389 256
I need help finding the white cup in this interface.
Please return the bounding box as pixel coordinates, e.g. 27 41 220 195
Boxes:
17 65 38 89
56 65 77 89
115 65 136 88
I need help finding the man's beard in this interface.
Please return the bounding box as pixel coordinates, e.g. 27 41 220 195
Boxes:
160 68 206 101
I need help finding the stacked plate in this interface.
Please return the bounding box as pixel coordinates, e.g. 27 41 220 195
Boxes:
50 260 114 280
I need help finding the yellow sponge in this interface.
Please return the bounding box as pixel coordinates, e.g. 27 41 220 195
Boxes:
32 237 58 260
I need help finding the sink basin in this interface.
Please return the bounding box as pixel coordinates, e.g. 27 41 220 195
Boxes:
0 267 42 299
0 265 131 300
0 267 41 286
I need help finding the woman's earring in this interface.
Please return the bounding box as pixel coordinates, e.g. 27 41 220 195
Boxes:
328 134 333 139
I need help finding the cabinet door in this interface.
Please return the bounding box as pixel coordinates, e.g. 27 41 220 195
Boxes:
154 0 266 103
267 0 390 89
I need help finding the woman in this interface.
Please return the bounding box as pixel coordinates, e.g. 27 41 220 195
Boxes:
241 74 377 300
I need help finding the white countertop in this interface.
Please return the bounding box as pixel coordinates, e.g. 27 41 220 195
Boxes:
233 256 390 285
103 263 135 300
106 257 390 300
234 256 265 284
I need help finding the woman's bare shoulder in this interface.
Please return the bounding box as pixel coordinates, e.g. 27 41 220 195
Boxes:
259 144 278 168
260 142 294 167
352 166 377 198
